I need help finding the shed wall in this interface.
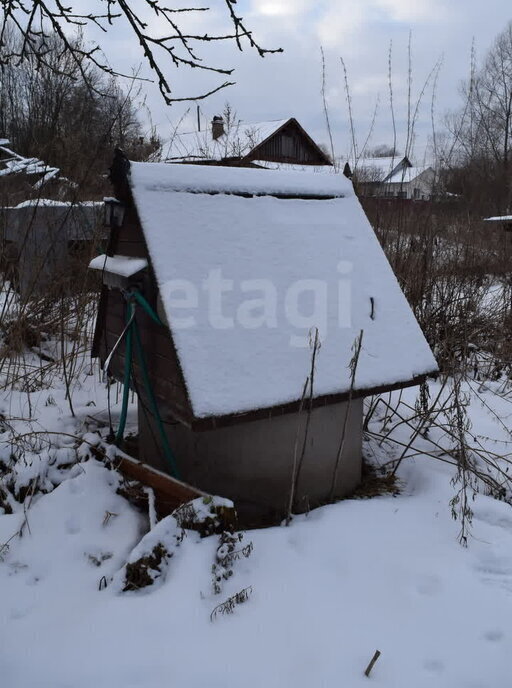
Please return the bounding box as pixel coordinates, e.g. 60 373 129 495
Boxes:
95 204 194 424
138 398 363 525
1 204 102 295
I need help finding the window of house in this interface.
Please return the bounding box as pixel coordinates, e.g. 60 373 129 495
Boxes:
413 187 421 199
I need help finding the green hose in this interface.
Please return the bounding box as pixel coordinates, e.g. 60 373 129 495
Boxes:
131 289 163 326
114 290 180 479
132 320 180 478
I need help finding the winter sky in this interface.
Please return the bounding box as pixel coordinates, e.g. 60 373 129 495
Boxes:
95 0 512 162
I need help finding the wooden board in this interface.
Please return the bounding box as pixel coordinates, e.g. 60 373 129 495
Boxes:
114 453 206 515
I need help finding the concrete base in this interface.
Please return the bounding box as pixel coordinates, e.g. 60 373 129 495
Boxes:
138 400 363 525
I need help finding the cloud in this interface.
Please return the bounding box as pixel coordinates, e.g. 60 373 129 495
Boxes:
251 0 312 17
315 3 368 47
351 74 389 96
374 0 448 23
313 0 451 48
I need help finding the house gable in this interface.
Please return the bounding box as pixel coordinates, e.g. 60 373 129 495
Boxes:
244 118 332 166
383 157 411 181
379 166 435 199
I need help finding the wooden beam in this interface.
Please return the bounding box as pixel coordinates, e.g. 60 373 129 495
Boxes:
114 453 205 516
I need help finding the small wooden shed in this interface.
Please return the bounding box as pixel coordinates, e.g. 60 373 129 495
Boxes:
91 153 437 523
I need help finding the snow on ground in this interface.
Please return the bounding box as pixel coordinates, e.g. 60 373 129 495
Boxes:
1 356 512 687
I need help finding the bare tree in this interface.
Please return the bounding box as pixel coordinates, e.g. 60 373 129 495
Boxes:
447 22 512 210
0 28 155 197
0 2 282 104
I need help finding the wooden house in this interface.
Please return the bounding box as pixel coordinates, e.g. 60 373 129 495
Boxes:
162 116 332 169
91 152 437 524
345 156 435 200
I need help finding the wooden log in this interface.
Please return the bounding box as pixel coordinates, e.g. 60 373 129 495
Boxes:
113 454 205 516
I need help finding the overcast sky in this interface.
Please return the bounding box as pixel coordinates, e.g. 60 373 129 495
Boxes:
97 0 512 163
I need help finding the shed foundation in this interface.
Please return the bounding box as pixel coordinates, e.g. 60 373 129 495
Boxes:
138 399 363 525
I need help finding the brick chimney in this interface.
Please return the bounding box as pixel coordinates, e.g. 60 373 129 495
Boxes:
211 115 225 140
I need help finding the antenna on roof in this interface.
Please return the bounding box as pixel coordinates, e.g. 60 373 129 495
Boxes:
197 106 201 132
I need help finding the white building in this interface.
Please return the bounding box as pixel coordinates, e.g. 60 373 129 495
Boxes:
345 156 435 200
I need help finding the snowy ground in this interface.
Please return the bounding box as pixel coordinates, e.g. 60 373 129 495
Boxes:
1 355 512 687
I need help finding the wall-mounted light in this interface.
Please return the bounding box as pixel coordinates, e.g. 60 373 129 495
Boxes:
103 197 125 228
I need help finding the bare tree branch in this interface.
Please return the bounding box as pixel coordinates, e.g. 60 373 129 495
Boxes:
0 1 282 103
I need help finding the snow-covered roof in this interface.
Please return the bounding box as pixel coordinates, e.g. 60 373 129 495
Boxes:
12 199 102 209
484 215 512 222
0 141 60 187
386 166 432 184
162 119 291 163
128 161 437 418
89 254 148 277
350 156 409 182
130 161 344 198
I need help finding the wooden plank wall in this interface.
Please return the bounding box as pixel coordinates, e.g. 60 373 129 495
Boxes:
98 204 193 426
249 122 327 165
